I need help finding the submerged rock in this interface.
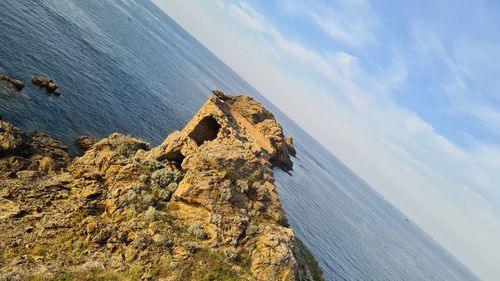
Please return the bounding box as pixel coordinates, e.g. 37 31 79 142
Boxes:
31 76 58 92
0 74 24 91
0 92 323 280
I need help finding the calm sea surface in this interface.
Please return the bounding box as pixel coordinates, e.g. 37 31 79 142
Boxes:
0 1 479 280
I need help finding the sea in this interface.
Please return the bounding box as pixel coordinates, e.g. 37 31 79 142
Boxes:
0 1 479 280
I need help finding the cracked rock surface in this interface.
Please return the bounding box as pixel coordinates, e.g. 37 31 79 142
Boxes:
0 91 323 280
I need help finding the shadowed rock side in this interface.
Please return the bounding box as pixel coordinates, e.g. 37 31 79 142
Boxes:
0 92 324 280
74 134 97 153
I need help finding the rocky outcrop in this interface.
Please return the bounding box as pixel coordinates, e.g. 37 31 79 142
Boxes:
74 134 97 153
0 74 24 91
285 136 296 157
0 120 71 177
213 91 295 171
0 92 323 280
31 76 59 93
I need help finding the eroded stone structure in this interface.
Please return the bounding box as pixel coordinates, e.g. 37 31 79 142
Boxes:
0 91 323 280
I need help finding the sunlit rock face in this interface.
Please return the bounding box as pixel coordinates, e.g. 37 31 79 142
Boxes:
0 91 323 281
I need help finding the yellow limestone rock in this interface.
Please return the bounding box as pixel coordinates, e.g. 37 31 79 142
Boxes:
0 91 323 281
165 91 304 280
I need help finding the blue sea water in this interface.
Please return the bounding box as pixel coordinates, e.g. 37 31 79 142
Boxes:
0 1 479 280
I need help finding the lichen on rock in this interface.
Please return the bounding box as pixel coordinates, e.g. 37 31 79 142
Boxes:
0 91 323 280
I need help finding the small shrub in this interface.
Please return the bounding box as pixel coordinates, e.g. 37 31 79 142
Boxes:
223 247 239 261
151 169 175 188
131 236 149 250
119 189 138 206
144 206 157 222
187 223 209 240
246 224 259 236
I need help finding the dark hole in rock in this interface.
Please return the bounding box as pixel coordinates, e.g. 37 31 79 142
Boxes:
188 115 221 146
166 150 185 168
84 203 106 216
13 209 30 219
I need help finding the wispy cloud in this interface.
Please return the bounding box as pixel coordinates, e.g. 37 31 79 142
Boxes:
226 1 403 111
279 0 378 47
462 185 493 209
411 21 500 141
228 2 267 32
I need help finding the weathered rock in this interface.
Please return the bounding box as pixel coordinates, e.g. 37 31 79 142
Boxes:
165 91 309 279
10 79 24 91
0 92 323 280
74 134 96 152
285 136 296 157
31 76 58 92
0 120 27 153
0 121 70 175
28 131 71 174
0 74 24 91
221 92 295 170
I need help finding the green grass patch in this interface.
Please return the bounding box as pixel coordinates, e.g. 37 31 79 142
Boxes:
178 248 249 281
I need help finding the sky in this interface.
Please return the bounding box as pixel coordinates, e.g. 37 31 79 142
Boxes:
153 1 500 279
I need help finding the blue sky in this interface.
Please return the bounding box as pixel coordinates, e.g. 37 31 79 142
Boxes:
153 0 500 279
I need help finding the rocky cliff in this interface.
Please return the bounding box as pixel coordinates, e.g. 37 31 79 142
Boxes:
0 91 324 280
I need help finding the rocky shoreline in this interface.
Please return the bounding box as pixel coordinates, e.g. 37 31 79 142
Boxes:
0 91 324 280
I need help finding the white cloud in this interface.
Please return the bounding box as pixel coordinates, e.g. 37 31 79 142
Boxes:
412 22 500 140
228 2 267 32
462 185 493 209
226 2 380 112
461 104 500 133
